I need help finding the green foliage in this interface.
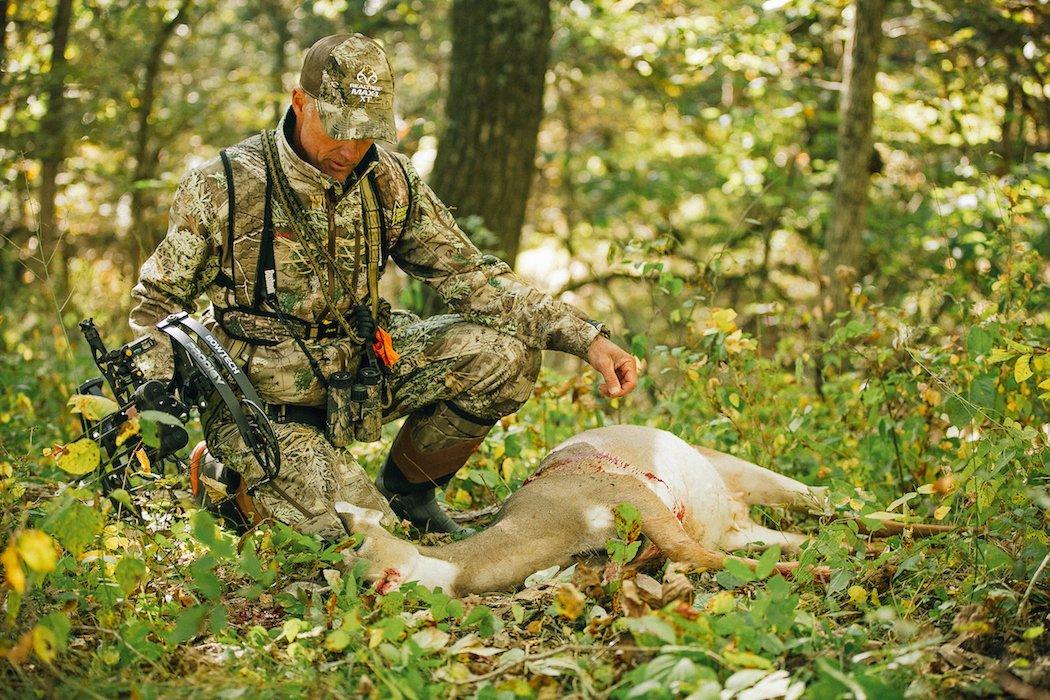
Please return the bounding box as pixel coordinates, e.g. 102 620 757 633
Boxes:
0 0 1047 695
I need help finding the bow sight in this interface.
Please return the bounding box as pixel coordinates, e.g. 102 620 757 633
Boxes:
75 311 280 506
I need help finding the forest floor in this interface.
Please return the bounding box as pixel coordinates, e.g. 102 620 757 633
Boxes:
1 295 1047 698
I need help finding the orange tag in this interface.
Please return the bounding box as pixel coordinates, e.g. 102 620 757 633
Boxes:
372 327 399 368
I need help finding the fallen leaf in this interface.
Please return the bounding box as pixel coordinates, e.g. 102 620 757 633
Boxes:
4 630 33 665
633 573 664 608
410 627 450 652
661 562 694 605
619 578 650 618
552 582 586 621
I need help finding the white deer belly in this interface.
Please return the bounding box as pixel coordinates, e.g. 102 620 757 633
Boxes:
544 426 736 547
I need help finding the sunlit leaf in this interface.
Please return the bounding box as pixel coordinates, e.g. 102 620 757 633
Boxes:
67 394 119 421
17 530 58 573
55 439 101 476
32 625 58 663
1014 354 1033 383
2 539 25 593
45 499 103 556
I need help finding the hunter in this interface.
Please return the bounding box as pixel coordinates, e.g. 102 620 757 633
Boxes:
129 34 637 538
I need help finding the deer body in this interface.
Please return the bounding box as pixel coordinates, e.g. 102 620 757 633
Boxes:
339 426 826 596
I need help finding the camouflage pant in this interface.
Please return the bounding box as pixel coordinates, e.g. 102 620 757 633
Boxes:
204 312 541 538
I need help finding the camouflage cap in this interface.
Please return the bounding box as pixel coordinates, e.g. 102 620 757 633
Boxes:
300 34 396 143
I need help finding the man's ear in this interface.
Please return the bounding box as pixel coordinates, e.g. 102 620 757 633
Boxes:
290 86 307 119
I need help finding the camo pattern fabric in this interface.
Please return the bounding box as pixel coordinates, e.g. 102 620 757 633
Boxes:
313 36 396 143
130 109 601 407
202 311 541 539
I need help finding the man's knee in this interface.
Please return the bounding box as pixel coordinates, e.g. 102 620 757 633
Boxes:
455 326 541 414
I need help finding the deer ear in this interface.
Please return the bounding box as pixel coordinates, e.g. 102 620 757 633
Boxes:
335 501 385 528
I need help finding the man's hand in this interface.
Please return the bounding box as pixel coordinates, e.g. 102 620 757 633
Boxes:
586 335 638 398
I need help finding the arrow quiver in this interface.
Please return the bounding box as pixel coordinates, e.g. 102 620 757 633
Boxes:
74 313 280 506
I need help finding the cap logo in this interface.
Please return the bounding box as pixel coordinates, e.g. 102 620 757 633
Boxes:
347 65 381 103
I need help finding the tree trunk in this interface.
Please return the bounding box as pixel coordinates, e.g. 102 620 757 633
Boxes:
0 0 11 77
128 0 192 259
428 0 553 266
37 0 74 272
821 0 886 311
260 0 291 122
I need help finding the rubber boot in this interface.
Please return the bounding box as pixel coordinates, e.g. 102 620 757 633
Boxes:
375 458 469 534
376 402 494 534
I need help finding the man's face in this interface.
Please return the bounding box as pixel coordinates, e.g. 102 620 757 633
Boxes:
291 87 374 182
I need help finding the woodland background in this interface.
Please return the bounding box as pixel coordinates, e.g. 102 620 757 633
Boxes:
0 0 1047 697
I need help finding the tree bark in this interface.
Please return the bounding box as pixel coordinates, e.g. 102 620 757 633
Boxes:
0 0 11 77
37 0 74 262
821 0 887 311
428 0 553 266
128 0 192 257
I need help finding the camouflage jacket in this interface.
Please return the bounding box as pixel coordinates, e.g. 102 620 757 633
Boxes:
130 110 601 406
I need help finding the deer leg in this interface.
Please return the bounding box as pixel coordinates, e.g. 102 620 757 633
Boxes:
697 447 828 512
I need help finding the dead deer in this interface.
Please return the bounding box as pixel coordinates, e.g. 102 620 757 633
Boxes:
335 425 943 596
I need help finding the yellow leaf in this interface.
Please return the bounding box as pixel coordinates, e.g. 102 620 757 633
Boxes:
55 439 101 476
722 649 773 669
686 368 699 382
368 628 384 648
711 308 738 333
705 590 736 614
922 387 942 405
17 530 58 573
134 447 151 474
500 458 514 481
66 394 120 421
934 505 950 521
848 585 867 606
728 392 741 409
552 583 586 621
115 417 140 447
32 625 57 664
1014 355 1033 384
988 348 1014 364
2 540 25 593
282 619 303 643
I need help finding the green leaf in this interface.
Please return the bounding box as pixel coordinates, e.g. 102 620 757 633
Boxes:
723 557 756 583
191 511 235 559
43 498 103 556
238 538 262 580
624 616 677 645
114 556 146 595
190 555 222 601
208 605 227 636
968 374 997 409
39 612 71 651
966 327 994 357
754 546 781 579
168 605 209 644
